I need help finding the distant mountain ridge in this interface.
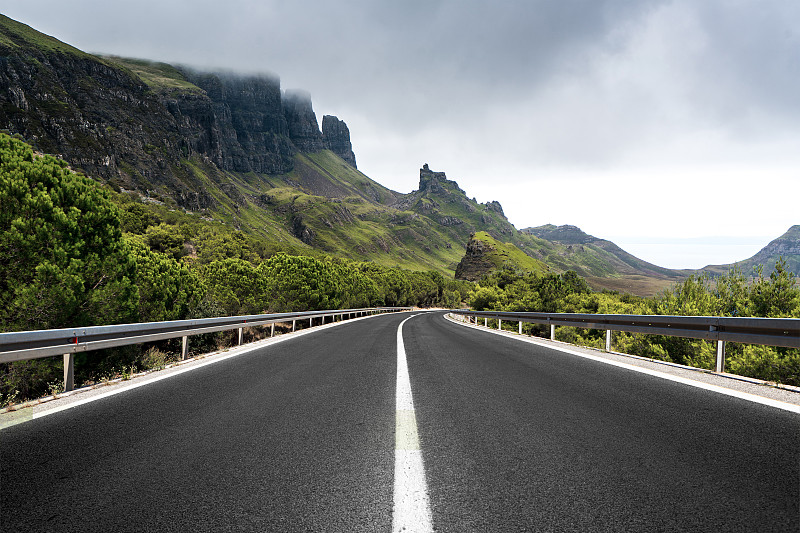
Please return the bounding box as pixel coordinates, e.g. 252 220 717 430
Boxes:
523 224 680 278
702 225 800 278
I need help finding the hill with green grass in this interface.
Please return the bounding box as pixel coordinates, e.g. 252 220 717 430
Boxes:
702 225 800 278
455 232 549 280
521 224 685 295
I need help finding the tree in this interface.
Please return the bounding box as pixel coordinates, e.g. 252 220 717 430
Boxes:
0 133 137 331
750 258 800 318
656 274 717 316
142 223 186 260
258 253 342 312
713 265 750 317
469 285 503 311
128 238 203 322
201 258 266 316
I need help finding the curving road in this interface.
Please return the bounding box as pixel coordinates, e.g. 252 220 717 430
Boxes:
2 311 798 532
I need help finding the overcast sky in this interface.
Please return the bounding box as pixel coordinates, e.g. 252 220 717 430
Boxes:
5 1 799 268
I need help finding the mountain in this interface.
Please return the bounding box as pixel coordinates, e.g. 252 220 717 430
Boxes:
1 15 701 295
455 231 549 281
518 225 684 294
702 225 800 278
523 224 680 277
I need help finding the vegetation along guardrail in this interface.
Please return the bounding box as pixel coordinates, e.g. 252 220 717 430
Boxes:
0 307 412 392
449 310 800 375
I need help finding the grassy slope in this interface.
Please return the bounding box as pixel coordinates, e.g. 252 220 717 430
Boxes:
260 154 465 272
702 225 800 278
0 15 91 57
471 231 549 275
102 56 205 94
519 224 686 295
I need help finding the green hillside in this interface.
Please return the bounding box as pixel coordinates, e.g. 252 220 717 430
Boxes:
702 225 800 278
455 231 549 280
0 15 90 57
521 225 684 295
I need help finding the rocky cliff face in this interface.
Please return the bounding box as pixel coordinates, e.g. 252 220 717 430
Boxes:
182 70 295 175
418 163 461 194
0 43 181 191
0 16 356 208
322 115 356 168
752 226 800 262
454 233 497 281
282 89 324 153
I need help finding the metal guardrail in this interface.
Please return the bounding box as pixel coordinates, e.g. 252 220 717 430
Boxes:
0 307 411 391
449 310 800 373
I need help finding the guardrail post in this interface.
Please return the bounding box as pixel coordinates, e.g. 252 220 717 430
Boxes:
63 353 74 392
606 330 612 352
292 320 296 332
238 327 243 345
270 323 275 337
181 336 188 360
519 321 522 334
309 317 313 328
498 319 502 331
550 324 555 341
716 341 726 373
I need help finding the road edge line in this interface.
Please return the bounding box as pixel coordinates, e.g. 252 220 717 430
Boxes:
445 313 800 415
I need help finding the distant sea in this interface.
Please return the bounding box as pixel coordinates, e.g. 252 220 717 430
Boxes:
610 238 771 271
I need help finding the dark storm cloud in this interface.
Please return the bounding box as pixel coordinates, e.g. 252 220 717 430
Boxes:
4 1 665 122
6 1 798 120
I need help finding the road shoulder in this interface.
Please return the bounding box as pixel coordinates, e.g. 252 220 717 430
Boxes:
444 312 800 412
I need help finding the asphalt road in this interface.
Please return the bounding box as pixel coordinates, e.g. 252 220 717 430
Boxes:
2 311 798 532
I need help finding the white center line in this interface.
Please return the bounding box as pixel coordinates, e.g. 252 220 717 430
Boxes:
393 314 433 533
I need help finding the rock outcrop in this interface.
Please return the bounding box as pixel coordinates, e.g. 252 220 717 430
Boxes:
418 163 463 194
485 201 505 217
283 89 324 153
454 233 497 281
322 115 356 168
751 226 800 262
182 70 295 174
290 215 315 245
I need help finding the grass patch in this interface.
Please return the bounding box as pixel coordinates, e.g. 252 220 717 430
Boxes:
0 15 92 58
103 56 204 94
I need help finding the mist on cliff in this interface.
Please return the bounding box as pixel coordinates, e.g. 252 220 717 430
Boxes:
3 0 800 267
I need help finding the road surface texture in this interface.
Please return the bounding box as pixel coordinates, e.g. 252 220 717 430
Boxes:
2 311 798 531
